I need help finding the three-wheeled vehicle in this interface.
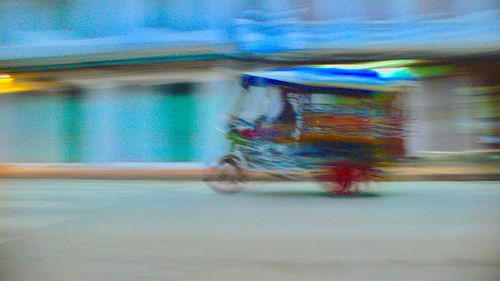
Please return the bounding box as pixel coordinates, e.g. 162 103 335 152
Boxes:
204 65 415 194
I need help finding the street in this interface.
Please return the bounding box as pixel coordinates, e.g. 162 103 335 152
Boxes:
1 180 499 281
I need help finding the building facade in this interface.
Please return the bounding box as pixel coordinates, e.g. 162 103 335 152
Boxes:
0 0 499 163
1 0 499 60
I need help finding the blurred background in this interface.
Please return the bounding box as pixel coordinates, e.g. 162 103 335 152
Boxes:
1 2 499 281
0 0 499 165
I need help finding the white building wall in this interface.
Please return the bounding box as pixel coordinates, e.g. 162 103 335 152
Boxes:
79 84 118 162
407 77 477 154
193 77 241 164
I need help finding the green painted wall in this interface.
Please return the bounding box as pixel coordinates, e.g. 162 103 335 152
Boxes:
152 83 197 161
61 91 83 162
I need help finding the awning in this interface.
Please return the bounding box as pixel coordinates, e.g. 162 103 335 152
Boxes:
242 65 417 93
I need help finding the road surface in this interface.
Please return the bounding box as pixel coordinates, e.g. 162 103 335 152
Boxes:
1 180 499 281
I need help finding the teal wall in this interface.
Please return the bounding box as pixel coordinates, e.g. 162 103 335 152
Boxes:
0 93 65 162
0 80 237 163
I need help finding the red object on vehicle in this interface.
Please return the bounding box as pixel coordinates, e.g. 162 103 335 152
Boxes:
319 161 377 194
241 129 256 139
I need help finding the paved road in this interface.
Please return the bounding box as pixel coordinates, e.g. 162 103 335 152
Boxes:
1 180 499 281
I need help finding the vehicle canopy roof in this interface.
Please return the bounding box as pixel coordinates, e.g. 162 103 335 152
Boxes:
241 65 417 94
